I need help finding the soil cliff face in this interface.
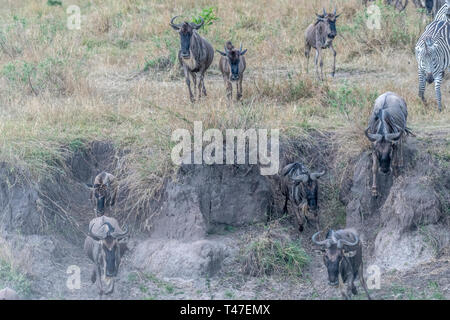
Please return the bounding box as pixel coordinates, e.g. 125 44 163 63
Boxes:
344 137 449 271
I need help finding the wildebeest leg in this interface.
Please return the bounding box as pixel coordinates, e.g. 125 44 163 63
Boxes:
314 48 321 80
237 76 243 101
305 44 311 74
183 66 194 102
91 266 97 283
338 272 352 300
434 73 443 112
371 151 378 197
191 73 197 97
330 43 337 77
418 69 426 103
359 261 372 300
295 206 304 232
200 70 207 98
225 78 232 100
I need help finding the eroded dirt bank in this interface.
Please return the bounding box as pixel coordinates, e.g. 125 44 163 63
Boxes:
0 131 448 300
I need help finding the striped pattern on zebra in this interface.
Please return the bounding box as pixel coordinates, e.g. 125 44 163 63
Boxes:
434 0 450 21
415 19 450 111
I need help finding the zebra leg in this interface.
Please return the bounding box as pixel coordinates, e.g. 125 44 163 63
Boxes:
435 75 443 112
418 70 426 103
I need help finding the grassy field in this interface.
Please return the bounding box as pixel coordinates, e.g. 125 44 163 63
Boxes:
0 0 448 211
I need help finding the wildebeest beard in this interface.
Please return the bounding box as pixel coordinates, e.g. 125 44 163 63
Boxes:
103 236 117 277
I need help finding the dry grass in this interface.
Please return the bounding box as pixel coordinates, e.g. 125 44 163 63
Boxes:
0 0 448 221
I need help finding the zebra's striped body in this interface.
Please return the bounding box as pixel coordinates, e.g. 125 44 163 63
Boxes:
416 19 450 111
433 0 449 21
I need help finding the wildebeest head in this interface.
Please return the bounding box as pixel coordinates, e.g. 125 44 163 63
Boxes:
93 180 108 215
365 127 402 174
217 42 247 81
89 221 128 278
312 230 359 287
315 7 340 43
282 163 325 212
170 16 204 59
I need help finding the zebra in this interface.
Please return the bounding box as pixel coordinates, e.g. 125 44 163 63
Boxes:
415 19 450 111
433 0 450 21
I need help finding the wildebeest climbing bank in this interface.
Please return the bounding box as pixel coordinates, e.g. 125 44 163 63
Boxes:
0 0 448 303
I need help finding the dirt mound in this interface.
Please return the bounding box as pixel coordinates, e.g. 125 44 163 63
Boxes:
344 136 449 271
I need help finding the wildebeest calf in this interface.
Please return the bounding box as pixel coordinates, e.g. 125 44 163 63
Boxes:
280 162 325 232
305 7 340 80
89 171 118 216
312 228 372 300
217 41 247 101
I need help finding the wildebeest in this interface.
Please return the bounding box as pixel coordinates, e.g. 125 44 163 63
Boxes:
89 171 118 216
312 229 372 300
0 287 20 300
217 41 247 101
170 16 214 102
365 92 410 197
280 162 325 232
84 216 129 295
305 7 340 80
416 19 450 111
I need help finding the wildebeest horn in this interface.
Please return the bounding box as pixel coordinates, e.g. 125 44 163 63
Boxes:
170 16 183 30
310 171 325 181
291 172 309 183
216 49 227 56
89 222 105 240
239 42 247 55
337 233 359 249
365 128 382 143
384 132 402 143
113 227 129 239
312 231 331 247
281 163 296 176
190 16 204 29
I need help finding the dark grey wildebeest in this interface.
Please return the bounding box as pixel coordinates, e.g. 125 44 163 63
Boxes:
89 171 118 216
217 41 247 101
170 16 214 102
84 216 128 295
305 7 340 80
280 162 325 232
365 92 411 197
312 229 372 300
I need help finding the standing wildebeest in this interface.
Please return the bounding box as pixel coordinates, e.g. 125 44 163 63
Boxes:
170 16 214 103
416 19 450 111
280 162 325 232
90 171 118 216
84 216 129 295
305 7 340 80
0 287 20 300
365 92 410 197
312 229 372 300
217 41 247 101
